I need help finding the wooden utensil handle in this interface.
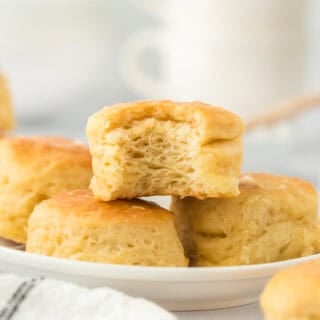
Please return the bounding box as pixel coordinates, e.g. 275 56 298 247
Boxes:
246 93 320 131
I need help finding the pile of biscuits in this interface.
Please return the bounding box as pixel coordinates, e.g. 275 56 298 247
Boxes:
0 75 319 268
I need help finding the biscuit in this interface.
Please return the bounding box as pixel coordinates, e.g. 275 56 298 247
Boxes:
26 190 188 267
87 100 244 201
0 136 92 243
260 260 320 320
0 74 14 131
171 173 320 266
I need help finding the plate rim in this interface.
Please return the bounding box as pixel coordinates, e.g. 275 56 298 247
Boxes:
0 245 319 282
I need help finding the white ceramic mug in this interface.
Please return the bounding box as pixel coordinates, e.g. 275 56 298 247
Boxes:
120 0 316 119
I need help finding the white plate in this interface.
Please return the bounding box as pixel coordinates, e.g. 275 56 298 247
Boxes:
0 239 319 311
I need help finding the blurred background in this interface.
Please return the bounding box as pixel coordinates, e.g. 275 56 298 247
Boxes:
0 0 319 186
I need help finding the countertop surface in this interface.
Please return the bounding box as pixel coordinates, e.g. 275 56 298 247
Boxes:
175 303 262 319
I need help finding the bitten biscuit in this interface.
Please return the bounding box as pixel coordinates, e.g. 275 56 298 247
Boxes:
87 100 244 201
171 173 320 266
260 260 320 320
0 74 14 131
26 190 188 267
0 136 92 243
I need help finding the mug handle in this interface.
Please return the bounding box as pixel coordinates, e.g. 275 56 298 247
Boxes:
119 29 167 98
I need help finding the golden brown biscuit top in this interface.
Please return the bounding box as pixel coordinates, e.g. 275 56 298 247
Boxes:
261 260 320 316
38 189 173 224
240 173 317 196
87 100 245 144
0 135 91 165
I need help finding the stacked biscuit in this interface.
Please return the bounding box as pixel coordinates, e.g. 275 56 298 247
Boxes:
0 92 319 268
172 174 320 266
0 75 93 243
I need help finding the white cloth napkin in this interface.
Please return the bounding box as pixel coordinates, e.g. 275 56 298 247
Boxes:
0 274 176 320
